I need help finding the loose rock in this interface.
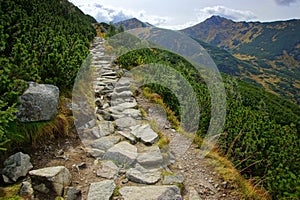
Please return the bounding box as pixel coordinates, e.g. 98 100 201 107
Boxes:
20 181 34 200
17 82 59 122
64 187 82 200
29 166 71 196
2 152 33 183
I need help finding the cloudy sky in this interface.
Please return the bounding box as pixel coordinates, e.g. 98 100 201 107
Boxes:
70 0 300 30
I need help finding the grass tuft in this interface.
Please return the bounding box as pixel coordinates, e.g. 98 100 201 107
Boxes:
206 151 271 200
0 183 21 199
142 87 180 129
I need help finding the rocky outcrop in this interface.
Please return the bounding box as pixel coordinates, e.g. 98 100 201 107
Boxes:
2 152 33 183
29 166 71 196
17 82 59 122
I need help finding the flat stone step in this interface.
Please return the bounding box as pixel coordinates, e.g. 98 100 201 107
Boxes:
137 146 164 169
115 117 138 131
115 85 131 93
126 164 161 184
87 180 115 200
90 135 121 151
111 98 137 107
102 76 118 80
96 160 119 179
119 185 182 200
130 124 159 145
103 141 138 167
102 71 117 76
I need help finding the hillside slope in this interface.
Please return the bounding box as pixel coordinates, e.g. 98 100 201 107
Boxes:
0 0 96 150
182 16 300 104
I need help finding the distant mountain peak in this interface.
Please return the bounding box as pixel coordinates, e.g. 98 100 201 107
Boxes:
115 18 153 30
203 15 233 25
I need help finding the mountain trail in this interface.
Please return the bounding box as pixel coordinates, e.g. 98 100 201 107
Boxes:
29 37 242 200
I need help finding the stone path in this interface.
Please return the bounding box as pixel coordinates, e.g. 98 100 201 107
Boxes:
1 37 243 199
82 37 183 199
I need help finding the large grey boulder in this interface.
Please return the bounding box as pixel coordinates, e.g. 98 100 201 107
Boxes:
87 180 116 200
17 82 59 122
2 152 33 183
119 185 182 200
104 141 137 167
130 124 159 144
126 164 161 184
29 166 71 196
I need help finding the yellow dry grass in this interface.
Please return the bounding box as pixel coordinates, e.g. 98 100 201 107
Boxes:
233 53 257 61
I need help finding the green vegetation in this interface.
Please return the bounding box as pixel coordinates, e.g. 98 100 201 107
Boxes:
0 183 21 200
115 47 300 199
0 0 96 150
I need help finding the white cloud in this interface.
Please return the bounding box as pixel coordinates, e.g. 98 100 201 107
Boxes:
72 2 169 26
196 6 257 22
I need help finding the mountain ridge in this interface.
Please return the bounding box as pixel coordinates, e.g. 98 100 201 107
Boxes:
116 16 300 104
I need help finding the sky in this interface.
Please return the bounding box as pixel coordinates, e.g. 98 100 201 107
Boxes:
70 0 300 30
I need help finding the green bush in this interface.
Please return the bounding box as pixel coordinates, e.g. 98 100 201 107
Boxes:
0 0 96 150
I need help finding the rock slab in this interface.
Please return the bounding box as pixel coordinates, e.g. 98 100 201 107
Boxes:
87 180 116 200
104 141 137 167
137 146 163 169
2 152 33 183
126 164 161 184
163 175 185 185
119 185 182 200
96 160 119 179
131 124 159 144
29 166 71 196
17 82 59 122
